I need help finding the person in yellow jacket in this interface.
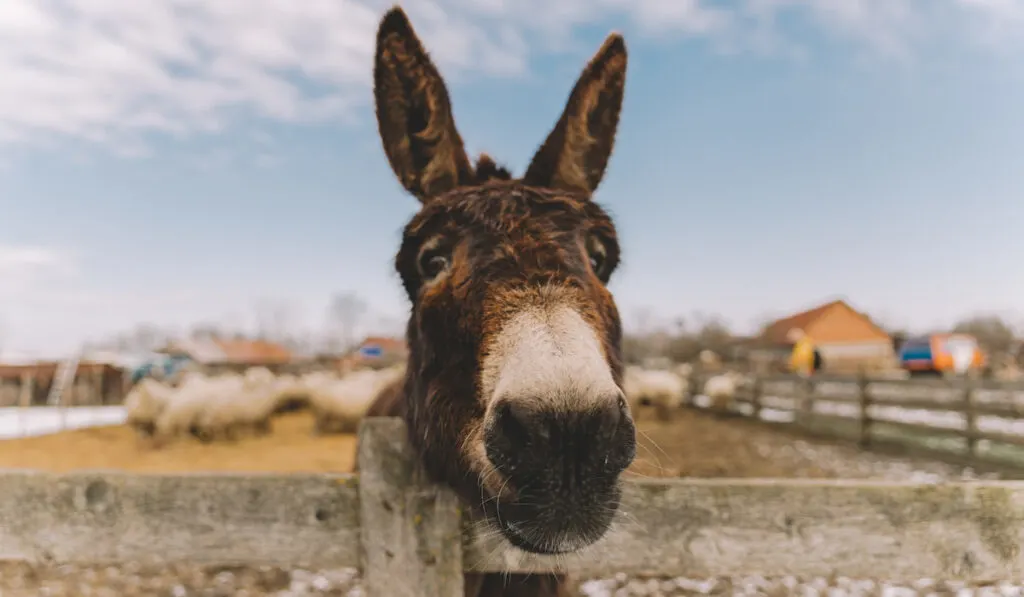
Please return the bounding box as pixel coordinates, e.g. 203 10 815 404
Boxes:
787 328 816 377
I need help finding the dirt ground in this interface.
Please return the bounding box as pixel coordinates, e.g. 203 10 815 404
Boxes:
0 406 852 478
0 411 356 474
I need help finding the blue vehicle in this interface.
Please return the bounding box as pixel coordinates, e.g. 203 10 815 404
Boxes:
897 333 985 377
130 354 192 384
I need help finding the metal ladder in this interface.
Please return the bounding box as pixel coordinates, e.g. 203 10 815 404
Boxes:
46 354 81 407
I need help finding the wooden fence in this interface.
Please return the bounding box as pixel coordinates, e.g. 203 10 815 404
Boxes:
4 418 1024 595
688 371 1024 471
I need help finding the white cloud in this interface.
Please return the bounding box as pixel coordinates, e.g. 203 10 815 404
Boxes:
0 246 65 271
0 245 77 296
0 0 1021 156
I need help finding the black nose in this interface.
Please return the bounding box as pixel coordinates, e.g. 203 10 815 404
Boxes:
484 393 636 483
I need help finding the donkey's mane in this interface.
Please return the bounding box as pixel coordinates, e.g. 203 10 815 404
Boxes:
472 153 513 184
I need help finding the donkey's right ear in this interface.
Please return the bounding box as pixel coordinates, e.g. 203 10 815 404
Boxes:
522 33 626 198
374 7 473 203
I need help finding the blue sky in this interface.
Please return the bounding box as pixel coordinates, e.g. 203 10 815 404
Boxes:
1 0 1022 356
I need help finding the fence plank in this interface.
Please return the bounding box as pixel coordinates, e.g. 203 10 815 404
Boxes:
464 477 1024 580
357 418 463 597
5 419 1024 581
0 470 361 567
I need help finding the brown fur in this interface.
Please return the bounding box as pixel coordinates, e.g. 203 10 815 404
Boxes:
365 7 631 596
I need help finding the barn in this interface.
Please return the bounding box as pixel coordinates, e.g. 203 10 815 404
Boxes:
157 338 294 375
338 336 408 370
746 299 895 373
0 358 129 406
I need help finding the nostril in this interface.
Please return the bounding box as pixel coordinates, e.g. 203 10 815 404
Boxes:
486 400 536 467
498 401 534 444
608 393 636 473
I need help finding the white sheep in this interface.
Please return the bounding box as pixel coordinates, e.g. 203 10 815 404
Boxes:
124 378 175 438
188 370 297 442
699 350 722 371
244 366 276 388
152 384 215 446
270 373 311 414
674 362 694 379
306 365 405 434
195 381 286 441
622 366 687 421
152 372 245 444
702 371 750 414
136 364 391 447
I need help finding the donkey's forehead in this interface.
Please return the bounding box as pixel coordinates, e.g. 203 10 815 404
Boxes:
404 183 617 240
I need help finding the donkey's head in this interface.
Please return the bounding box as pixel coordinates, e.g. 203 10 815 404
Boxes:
374 7 635 555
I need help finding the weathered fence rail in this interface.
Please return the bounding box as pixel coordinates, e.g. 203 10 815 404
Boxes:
3 418 1024 595
690 371 1024 469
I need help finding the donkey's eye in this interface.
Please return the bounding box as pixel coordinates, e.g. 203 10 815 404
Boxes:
417 247 451 281
586 235 610 281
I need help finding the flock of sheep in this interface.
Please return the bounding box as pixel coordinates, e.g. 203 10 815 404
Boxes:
623 351 753 421
123 365 404 447
122 348 747 447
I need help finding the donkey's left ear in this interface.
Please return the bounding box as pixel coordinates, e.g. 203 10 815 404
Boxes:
522 33 627 198
373 6 474 203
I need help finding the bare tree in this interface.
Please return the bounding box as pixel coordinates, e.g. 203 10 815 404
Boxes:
664 316 734 363
953 315 1018 355
190 323 225 340
327 292 368 352
99 323 172 353
253 299 297 344
694 317 734 355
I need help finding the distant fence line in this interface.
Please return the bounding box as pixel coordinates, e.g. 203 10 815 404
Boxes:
3 418 1024 595
688 371 1024 471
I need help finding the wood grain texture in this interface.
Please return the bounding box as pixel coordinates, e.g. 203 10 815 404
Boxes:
0 469 361 568
3 419 1024 582
464 477 1024 580
357 417 464 597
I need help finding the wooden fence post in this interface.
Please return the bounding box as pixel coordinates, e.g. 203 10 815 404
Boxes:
792 375 815 429
963 378 977 457
17 372 34 408
357 418 464 597
689 367 702 408
91 367 105 405
857 370 872 448
751 376 763 421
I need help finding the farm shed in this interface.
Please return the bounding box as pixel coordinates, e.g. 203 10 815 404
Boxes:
0 360 127 406
746 299 894 373
338 336 408 370
157 338 294 374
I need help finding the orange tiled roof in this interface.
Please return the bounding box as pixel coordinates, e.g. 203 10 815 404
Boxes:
213 339 292 364
358 336 407 353
759 299 844 344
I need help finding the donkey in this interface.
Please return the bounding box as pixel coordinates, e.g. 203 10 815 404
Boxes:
365 6 636 596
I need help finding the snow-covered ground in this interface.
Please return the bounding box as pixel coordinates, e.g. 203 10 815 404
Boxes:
694 378 1024 441
0 406 126 439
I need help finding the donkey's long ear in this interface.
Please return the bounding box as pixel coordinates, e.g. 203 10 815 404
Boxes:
522 34 627 198
374 7 473 203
